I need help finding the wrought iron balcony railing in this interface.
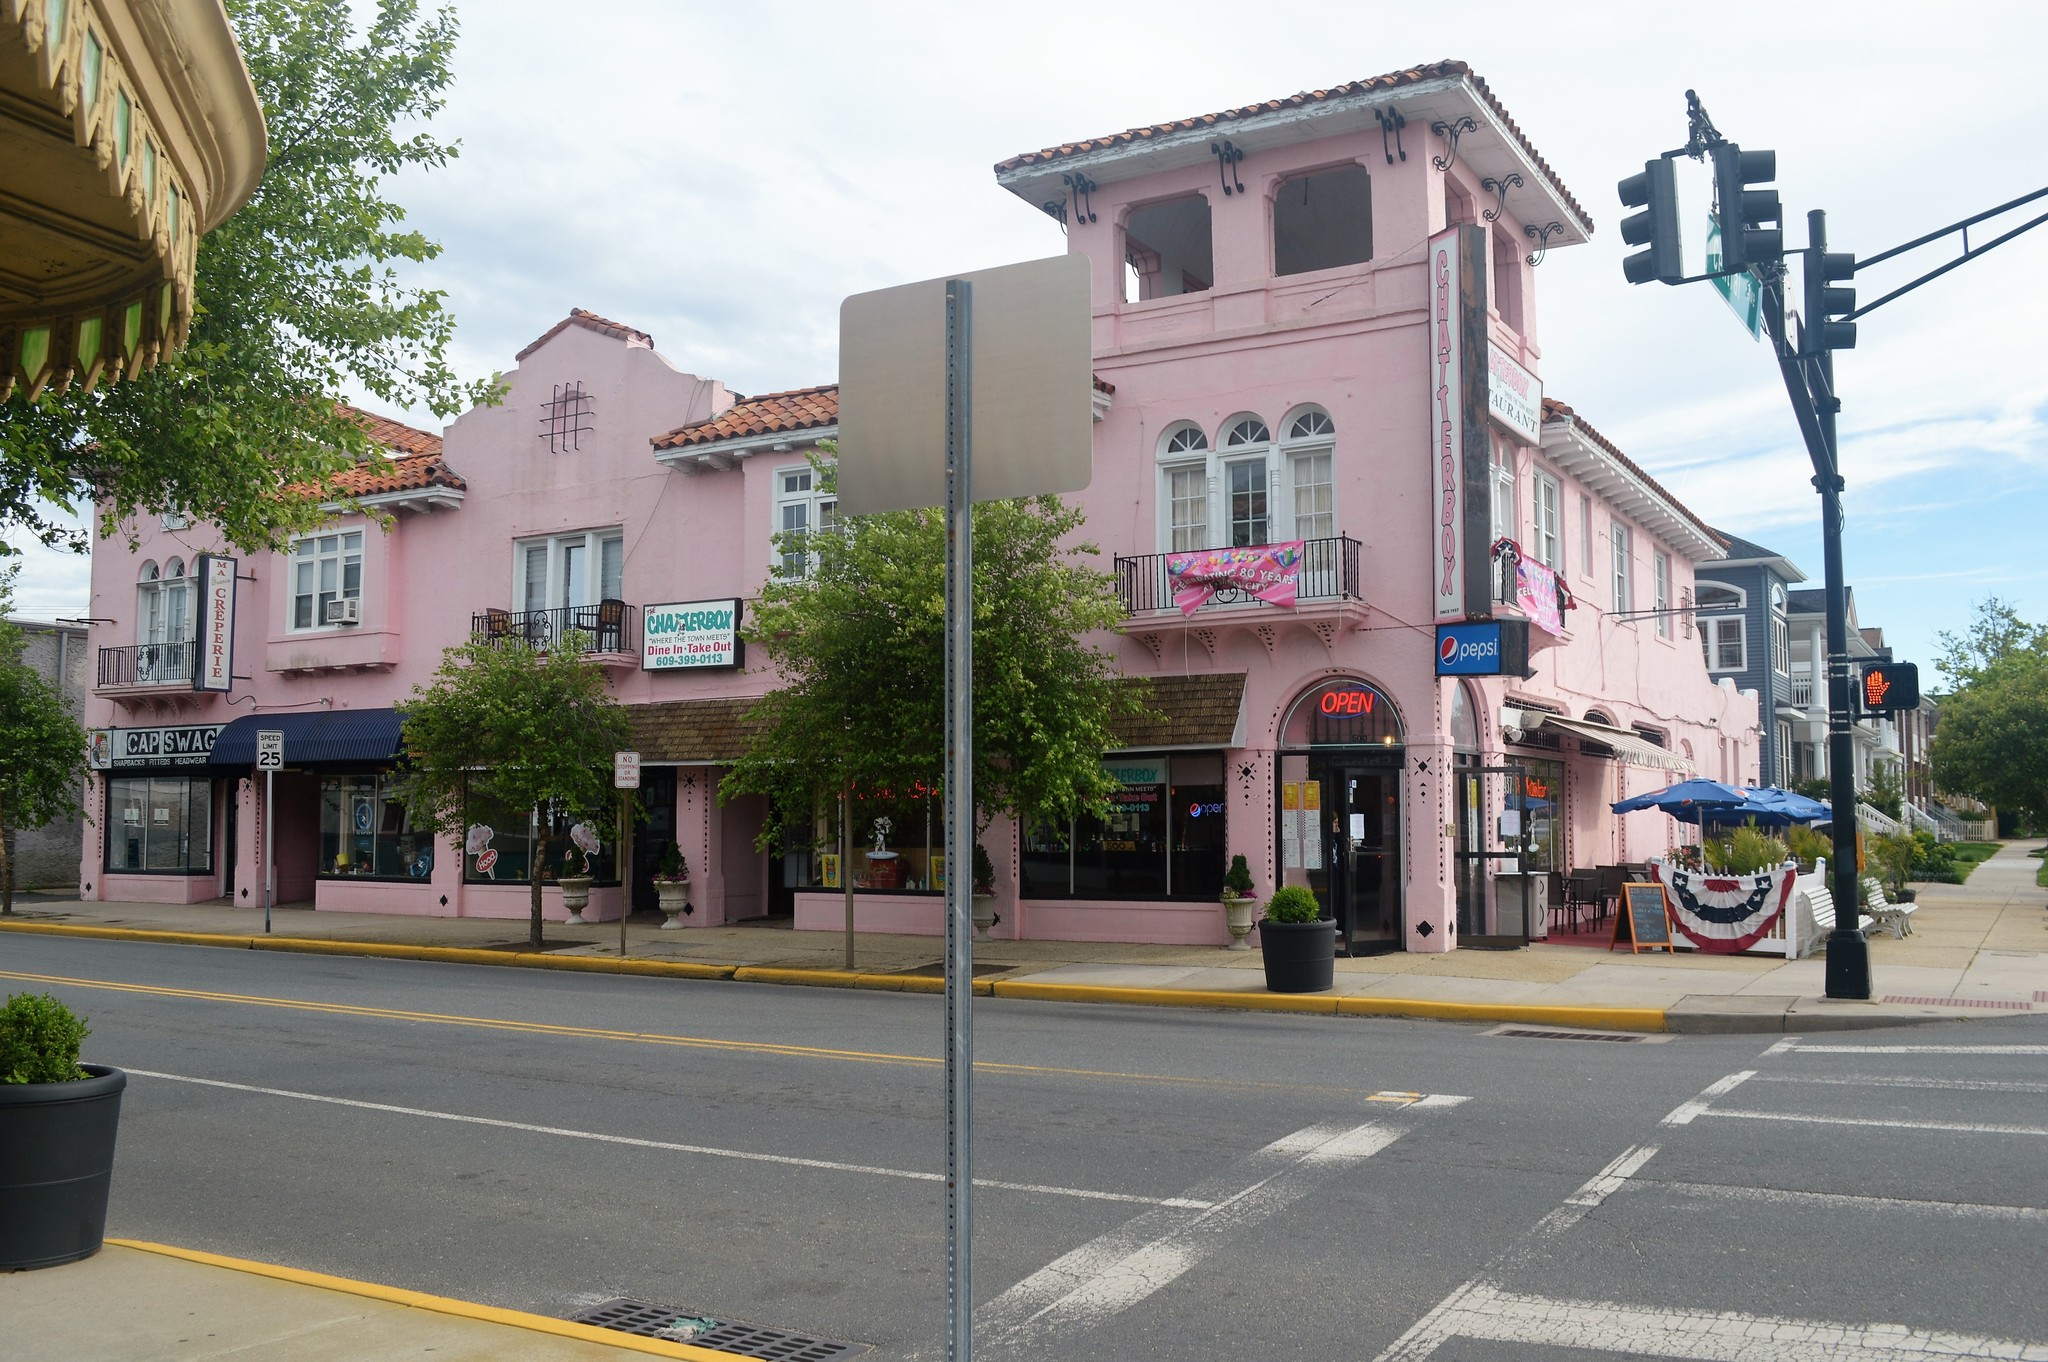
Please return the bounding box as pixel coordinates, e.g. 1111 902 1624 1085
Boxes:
470 602 640 656
97 641 197 687
1113 535 1361 615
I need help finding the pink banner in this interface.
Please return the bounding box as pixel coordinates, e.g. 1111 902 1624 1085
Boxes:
1516 556 1570 637
1165 541 1305 617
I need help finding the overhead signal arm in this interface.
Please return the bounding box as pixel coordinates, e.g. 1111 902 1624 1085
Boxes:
1845 183 2048 320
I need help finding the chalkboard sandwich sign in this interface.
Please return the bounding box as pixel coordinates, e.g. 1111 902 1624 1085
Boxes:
1612 882 1676 954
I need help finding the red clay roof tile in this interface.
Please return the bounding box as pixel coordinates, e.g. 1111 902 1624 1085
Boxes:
652 385 839 451
995 60 1591 234
515 308 655 362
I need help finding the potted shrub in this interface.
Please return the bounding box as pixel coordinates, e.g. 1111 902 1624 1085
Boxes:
1256 885 1336 993
1220 854 1258 950
652 841 691 929
557 823 600 924
970 843 1000 942
0 992 125 1270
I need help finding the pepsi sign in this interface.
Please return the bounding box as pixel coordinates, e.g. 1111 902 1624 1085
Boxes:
1435 620 1530 677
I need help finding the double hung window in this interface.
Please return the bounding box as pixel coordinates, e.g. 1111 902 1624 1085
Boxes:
1159 413 1338 557
1611 522 1634 616
515 528 624 611
1489 439 1518 545
773 468 837 577
1654 551 1672 637
136 559 194 680
291 531 363 629
1703 617 1746 672
1532 473 1562 570
1221 417 1271 547
1282 409 1335 542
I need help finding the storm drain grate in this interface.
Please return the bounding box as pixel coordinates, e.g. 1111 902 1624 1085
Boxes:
568 1298 865 1359
1494 1027 1647 1043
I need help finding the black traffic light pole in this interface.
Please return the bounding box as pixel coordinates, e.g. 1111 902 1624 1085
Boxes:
1620 92 2048 999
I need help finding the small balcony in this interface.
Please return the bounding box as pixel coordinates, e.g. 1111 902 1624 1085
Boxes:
98 642 197 688
1114 535 1361 615
471 603 640 663
1790 669 1814 708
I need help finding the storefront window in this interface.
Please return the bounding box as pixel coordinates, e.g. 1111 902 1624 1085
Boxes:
1021 754 1225 900
462 786 616 885
320 774 433 879
1508 758 1565 872
807 787 947 892
105 776 213 873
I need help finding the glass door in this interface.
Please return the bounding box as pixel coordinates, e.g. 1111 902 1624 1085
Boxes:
1319 758 1402 956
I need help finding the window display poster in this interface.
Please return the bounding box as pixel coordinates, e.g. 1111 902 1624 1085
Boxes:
1281 782 1302 869
1302 781 1324 870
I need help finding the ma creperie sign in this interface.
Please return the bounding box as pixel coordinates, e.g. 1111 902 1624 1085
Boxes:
643 598 743 671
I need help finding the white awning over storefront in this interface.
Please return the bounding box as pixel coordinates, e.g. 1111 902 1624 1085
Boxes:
1505 709 1694 773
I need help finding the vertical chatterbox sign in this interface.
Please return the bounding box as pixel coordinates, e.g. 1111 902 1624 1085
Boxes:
193 554 236 693
1427 224 1492 624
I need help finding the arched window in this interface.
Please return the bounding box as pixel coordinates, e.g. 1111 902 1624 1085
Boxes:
1280 677 1404 747
1219 415 1271 546
1449 681 1482 752
1279 406 1335 544
1158 423 1211 552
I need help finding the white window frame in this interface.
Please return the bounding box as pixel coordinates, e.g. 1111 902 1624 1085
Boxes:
1771 583 1790 675
1280 407 1336 544
288 531 364 632
1653 550 1671 638
1489 437 1517 546
1532 471 1561 570
1219 415 1274 548
513 527 624 611
1578 494 1593 577
1704 616 1747 672
771 467 836 578
1156 423 1212 552
1610 521 1633 616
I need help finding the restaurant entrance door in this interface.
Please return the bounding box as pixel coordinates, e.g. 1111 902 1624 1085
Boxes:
1312 751 1403 956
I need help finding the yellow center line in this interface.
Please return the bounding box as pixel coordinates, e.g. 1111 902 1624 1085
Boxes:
0 969 1403 1098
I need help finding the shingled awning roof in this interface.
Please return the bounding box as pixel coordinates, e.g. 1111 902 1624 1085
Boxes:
1109 673 1246 749
628 697 775 764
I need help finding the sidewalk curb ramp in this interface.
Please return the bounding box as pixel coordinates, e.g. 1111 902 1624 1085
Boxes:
107 1238 753 1360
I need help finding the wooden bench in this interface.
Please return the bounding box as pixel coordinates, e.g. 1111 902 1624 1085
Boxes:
1787 861 1878 957
1861 877 1918 940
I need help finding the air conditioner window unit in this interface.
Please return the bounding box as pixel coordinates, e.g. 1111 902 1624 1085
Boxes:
325 597 361 625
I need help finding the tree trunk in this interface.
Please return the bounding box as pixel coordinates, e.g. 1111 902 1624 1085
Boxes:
0 794 13 916
529 825 548 950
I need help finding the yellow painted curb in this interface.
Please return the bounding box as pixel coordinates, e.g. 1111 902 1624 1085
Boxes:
990 980 1341 1013
0 921 256 950
105 1238 750 1360
733 966 862 988
1334 997 1668 1032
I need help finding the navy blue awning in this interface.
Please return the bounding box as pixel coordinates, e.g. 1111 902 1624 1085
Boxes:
211 709 405 768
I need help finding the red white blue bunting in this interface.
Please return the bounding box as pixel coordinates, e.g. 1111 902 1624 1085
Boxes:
1652 864 1797 953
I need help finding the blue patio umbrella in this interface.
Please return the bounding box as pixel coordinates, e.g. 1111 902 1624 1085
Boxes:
1739 786 1831 824
1610 778 1751 822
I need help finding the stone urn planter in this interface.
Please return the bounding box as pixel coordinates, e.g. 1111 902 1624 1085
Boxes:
557 875 594 925
971 893 999 942
0 1062 127 1270
1222 894 1258 951
656 879 692 929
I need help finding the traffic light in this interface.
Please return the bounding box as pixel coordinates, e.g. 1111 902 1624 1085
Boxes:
1804 246 1858 352
1860 661 1920 714
1711 142 1782 273
1618 158 1682 285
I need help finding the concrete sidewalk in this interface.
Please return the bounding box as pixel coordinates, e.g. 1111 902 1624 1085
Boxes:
4 843 2043 1032
1 1240 745 1361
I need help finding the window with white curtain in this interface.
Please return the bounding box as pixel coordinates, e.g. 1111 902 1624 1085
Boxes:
1282 409 1336 542
1532 472 1561 569
1489 438 1517 544
1611 521 1633 615
515 527 624 607
1159 424 1210 551
1654 551 1671 637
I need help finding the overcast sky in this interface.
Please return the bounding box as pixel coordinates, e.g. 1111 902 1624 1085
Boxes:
15 0 2046 680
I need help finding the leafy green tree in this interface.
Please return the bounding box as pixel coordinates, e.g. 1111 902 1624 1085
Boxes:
0 0 492 557
1930 650 2048 828
1860 760 1903 821
0 568 89 915
722 452 1143 866
397 638 629 948
1935 597 2048 689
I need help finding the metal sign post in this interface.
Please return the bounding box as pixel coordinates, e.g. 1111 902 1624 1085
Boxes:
615 751 639 957
941 278 974 1362
255 730 283 934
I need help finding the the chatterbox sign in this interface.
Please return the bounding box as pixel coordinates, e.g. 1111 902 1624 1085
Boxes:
643 599 743 670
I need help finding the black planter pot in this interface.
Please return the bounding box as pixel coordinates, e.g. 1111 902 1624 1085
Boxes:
0 1064 125 1271
1257 917 1337 993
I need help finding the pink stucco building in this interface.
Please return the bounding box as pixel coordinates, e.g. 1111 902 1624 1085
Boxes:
78 60 1756 952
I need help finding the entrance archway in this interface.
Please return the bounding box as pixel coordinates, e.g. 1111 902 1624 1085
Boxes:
1276 678 1404 955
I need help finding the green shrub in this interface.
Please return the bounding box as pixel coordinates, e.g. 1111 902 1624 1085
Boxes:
0 993 90 1084
1222 854 1255 899
1784 825 1831 867
1263 885 1323 924
1868 831 1917 898
1704 825 1790 875
971 843 996 895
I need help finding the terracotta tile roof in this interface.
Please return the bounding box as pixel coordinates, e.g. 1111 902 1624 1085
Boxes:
1541 398 1715 545
1110 672 1246 748
350 407 441 458
653 376 1114 452
289 406 461 500
628 697 774 763
515 308 654 362
995 60 1591 233
652 385 838 451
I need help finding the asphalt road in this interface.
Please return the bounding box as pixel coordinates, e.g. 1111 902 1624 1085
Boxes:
5 934 2044 1360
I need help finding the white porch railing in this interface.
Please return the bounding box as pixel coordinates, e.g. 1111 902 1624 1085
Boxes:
1789 669 1814 707
1856 803 1903 837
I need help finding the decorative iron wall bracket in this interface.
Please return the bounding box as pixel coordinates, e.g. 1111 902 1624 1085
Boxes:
1062 173 1097 224
1040 197 1069 232
1481 173 1523 222
1375 106 1407 164
1210 140 1245 196
1524 221 1566 266
1431 115 1477 172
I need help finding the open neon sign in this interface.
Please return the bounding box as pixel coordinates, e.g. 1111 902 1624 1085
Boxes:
1319 688 1378 716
